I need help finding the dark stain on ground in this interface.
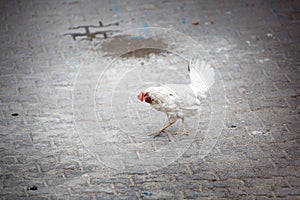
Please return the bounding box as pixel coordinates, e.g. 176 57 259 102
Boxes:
101 35 169 58
27 185 38 190
121 48 169 58
64 21 119 41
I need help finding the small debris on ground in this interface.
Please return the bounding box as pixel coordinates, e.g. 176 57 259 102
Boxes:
251 130 269 136
259 58 270 63
266 33 273 38
141 191 152 197
27 185 38 190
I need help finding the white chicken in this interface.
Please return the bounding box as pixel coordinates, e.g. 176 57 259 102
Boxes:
137 59 215 137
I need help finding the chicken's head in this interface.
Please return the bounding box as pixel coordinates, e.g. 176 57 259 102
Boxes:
137 91 152 104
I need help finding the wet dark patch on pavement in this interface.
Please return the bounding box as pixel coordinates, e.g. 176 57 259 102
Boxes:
101 35 169 58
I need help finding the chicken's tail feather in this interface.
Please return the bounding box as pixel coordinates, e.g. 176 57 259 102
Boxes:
188 58 215 98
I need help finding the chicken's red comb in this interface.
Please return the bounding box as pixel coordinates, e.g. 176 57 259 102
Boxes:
137 91 145 101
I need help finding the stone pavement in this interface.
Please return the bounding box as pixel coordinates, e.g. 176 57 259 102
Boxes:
0 0 299 199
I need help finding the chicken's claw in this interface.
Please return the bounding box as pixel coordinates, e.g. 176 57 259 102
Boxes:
175 130 189 136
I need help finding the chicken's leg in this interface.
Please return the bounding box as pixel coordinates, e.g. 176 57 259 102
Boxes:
176 118 189 136
149 121 175 137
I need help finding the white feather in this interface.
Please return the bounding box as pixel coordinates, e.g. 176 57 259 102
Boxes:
188 59 215 98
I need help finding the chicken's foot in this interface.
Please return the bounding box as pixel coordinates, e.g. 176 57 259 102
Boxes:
175 118 189 136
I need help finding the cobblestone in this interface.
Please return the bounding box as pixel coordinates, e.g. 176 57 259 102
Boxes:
1 0 300 199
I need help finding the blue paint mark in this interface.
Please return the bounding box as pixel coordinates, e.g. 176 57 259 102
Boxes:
114 6 120 12
182 18 187 24
142 22 151 34
179 5 185 11
268 0 281 19
143 22 149 28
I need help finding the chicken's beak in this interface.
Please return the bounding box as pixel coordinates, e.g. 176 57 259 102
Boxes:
137 91 145 102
